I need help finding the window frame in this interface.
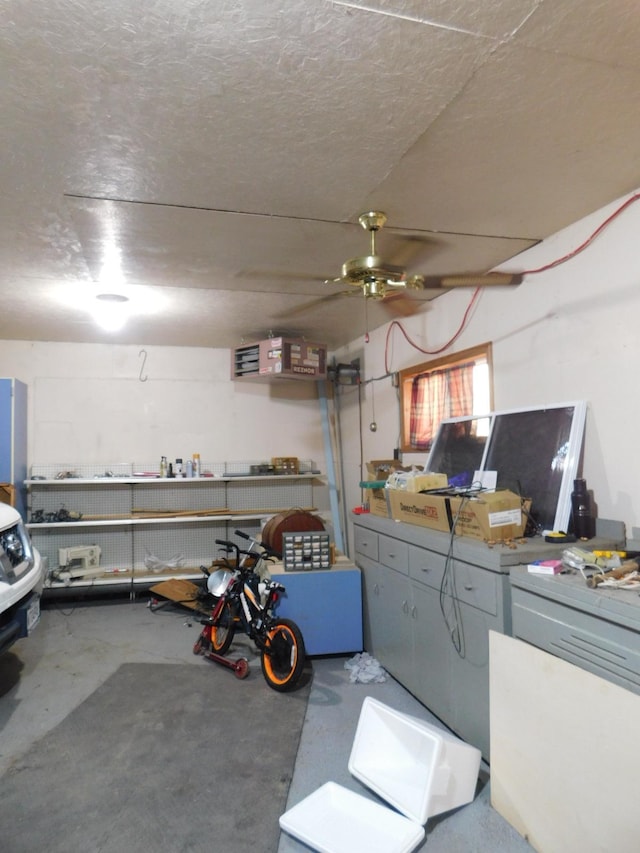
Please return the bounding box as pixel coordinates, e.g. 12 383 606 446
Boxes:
398 342 494 453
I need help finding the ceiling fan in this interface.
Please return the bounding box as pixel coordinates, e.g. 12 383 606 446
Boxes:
282 211 523 318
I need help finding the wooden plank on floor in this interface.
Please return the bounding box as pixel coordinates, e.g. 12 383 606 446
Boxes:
490 631 640 853
149 578 206 611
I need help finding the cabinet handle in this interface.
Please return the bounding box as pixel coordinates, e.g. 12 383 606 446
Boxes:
420 566 430 573
374 583 380 595
411 605 417 619
464 584 475 591
402 600 409 614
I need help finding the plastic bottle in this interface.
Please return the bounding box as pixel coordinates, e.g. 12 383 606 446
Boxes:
175 458 183 478
193 453 201 477
160 456 168 478
571 478 596 540
186 459 193 478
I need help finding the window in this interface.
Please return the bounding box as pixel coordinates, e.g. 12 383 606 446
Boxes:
399 343 493 453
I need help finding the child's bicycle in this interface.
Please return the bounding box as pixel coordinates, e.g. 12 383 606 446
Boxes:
193 529 306 692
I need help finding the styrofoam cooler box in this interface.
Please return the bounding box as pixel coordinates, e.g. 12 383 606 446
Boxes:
279 697 482 853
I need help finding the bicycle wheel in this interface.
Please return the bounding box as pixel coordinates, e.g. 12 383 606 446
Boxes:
261 618 306 692
211 600 235 655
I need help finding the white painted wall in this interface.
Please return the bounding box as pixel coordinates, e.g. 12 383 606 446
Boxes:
0 342 326 472
335 189 640 544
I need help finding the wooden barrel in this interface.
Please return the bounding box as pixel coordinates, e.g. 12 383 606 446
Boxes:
262 509 325 557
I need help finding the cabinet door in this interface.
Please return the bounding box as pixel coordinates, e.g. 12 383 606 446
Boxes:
410 579 452 721
377 563 413 686
448 600 496 759
0 378 27 518
359 557 385 657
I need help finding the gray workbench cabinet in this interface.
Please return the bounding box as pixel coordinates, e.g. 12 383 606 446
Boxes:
510 567 640 696
353 514 561 759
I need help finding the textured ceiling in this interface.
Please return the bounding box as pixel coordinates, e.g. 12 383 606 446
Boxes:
2 0 640 349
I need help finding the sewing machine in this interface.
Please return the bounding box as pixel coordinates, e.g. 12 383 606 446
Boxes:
57 545 102 578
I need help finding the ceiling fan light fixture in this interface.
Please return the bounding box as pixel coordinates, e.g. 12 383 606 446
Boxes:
362 277 388 299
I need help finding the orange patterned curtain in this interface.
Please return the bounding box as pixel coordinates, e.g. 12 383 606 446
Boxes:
409 362 475 450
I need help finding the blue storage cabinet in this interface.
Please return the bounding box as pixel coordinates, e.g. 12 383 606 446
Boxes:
272 563 363 655
0 378 28 519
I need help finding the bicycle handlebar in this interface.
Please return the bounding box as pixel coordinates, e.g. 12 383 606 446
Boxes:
214 531 279 564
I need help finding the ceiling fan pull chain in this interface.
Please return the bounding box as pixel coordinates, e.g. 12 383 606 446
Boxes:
369 381 377 432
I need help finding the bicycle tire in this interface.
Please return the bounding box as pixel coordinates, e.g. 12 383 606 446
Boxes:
211 600 235 655
261 618 306 692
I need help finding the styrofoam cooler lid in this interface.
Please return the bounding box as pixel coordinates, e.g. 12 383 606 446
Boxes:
348 697 481 824
278 781 425 853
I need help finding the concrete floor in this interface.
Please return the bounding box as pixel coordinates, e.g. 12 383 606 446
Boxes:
0 595 532 852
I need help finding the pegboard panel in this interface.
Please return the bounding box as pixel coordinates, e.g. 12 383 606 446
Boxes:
226 479 314 512
130 481 227 514
30 463 133 479
132 520 228 572
224 520 267 552
36 524 132 573
224 459 318 475
28 482 133 522
132 461 227 477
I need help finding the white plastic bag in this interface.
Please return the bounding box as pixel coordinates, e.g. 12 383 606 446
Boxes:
144 550 186 573
344 652 387 684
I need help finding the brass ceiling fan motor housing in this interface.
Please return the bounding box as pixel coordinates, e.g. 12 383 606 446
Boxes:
340 212 407 298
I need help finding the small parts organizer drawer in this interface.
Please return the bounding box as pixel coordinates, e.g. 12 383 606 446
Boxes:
282 531 331 571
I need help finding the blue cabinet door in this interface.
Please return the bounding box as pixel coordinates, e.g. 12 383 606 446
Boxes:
275 567 363 656
0 378 28 518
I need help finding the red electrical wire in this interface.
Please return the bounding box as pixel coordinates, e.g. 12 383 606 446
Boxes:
384 288 481 373
520 190 640 275
384 189 640 372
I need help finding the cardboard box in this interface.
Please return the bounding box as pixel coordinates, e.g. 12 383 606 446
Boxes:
386 472 449 493
363 460 409 519
388 489 527 542
0 483 16 507
364 487 390 518
365 460 407 480
388 489 451 532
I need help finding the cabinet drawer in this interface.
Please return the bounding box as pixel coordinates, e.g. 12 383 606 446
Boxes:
379 536 409 574
409 545 446 590
512 589 640 695
409 549 497 615
354 525 379 562
454 563 498 616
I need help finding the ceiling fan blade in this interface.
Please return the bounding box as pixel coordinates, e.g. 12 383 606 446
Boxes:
237 269 328 282
277 290 357 318
413 272 523 289
380 291 425 318
385 233 442 268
